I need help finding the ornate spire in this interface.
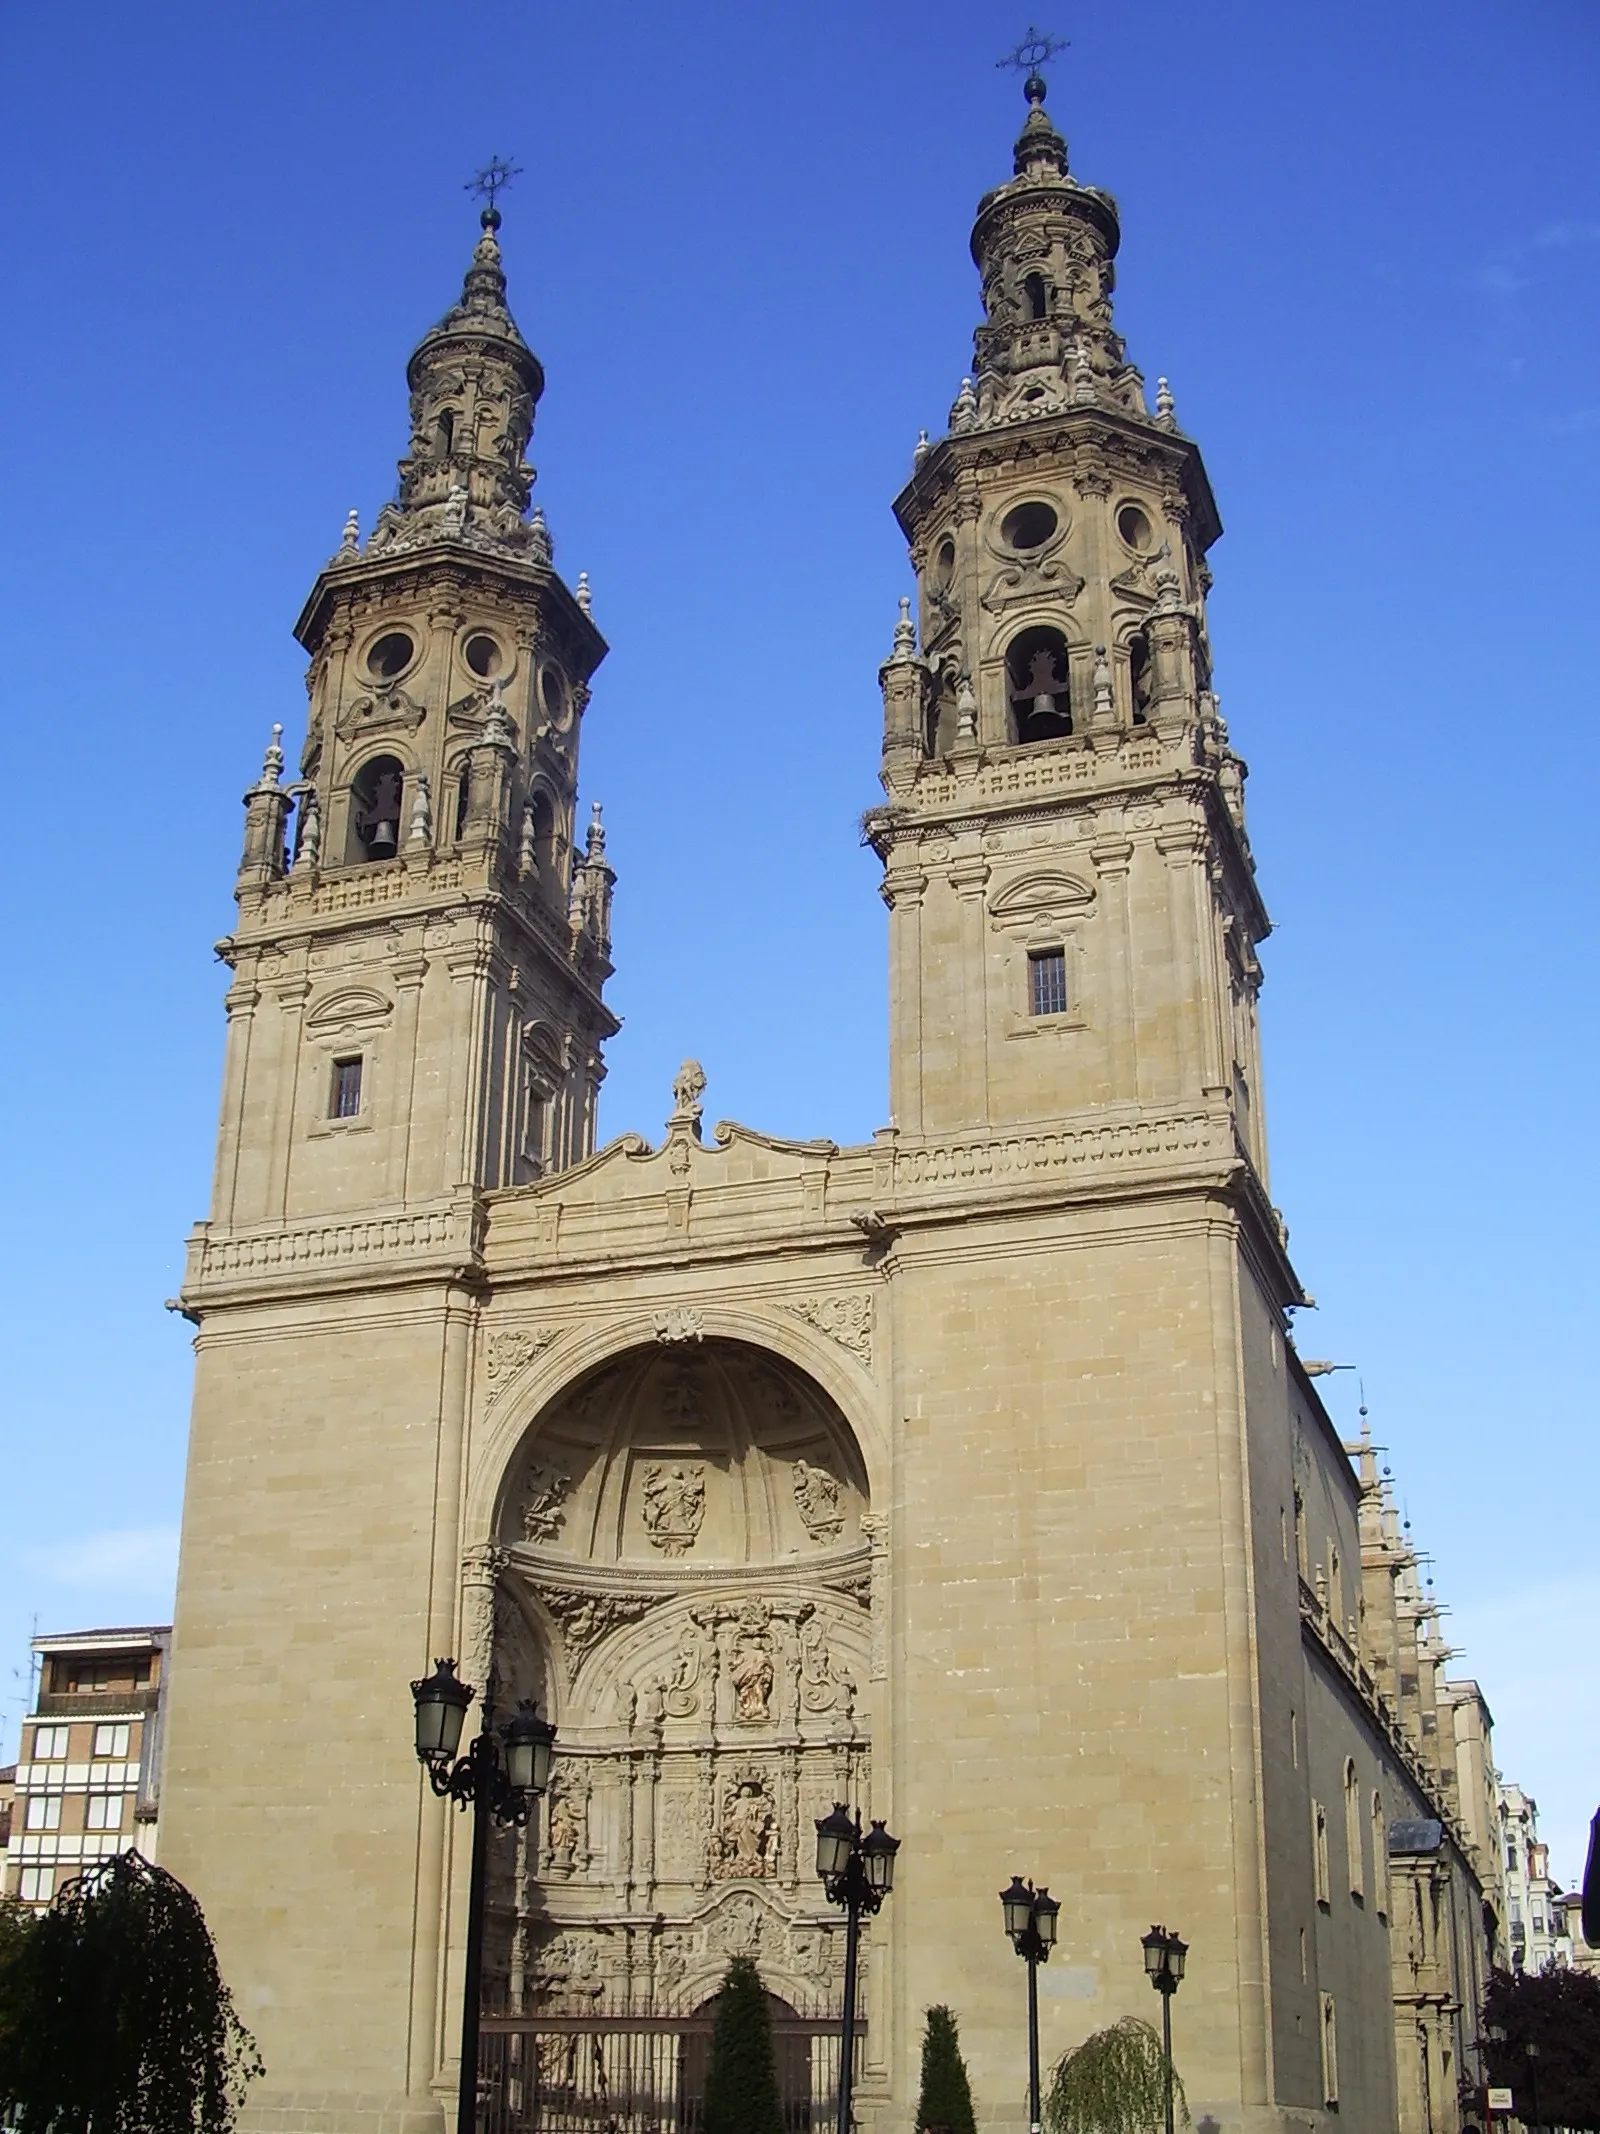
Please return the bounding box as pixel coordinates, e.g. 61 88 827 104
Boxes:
960 64 1148 433
1011 65 1069 178
369 207 548 560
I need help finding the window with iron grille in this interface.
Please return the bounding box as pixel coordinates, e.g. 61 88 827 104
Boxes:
332 1057 363 1119
1028 947 1068 1016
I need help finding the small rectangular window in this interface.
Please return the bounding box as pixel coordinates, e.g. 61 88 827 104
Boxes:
86 1794 125 1832
332 1057 363 1119
18 1867 54 1904
1028 947 1068 1016
31 1725 69 1760
24 1793 63 1833
92 1723 130 1760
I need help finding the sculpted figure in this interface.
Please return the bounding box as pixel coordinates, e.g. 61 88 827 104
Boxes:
792 1459 845 1543
641 1464 706 1556
547 1789 583 1873
728 1604 775 1724
720 1780 775 1878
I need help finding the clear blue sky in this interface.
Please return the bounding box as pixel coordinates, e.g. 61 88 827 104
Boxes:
1 1 1596 1884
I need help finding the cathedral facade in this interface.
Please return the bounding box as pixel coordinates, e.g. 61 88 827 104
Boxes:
162 73 1494 2134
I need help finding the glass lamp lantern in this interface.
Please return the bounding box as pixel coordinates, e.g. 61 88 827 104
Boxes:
411 1659 474 1762
815 1804 857 1882
862 1819 900 1894
1032 1887 1060 1948
1165 1931 1188 1985
502 1703 556 1795
1001 1876 1035 1941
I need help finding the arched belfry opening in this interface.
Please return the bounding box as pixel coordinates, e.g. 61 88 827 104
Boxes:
480 1338 873 2040
346 753 405 862
1006 625 1074 742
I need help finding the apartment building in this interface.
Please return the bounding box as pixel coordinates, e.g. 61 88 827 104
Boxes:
5 1626 170 1907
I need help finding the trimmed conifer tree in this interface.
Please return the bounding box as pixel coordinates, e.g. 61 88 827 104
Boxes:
915 2004 978 2134
702 1954 784 2134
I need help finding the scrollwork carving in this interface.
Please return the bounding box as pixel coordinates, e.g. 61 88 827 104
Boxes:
786 1292 874 1363
486 1326 561 1380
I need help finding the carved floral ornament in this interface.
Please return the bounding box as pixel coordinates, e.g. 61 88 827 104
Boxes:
785 1292 874 1363
485 1324 563 1382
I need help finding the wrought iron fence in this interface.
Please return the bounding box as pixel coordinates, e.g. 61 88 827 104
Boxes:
479 2013 853 2134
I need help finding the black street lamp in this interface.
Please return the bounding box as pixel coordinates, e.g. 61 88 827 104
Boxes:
815 1803 900 2134
411 1659 555 2134
1141 1925 1188 2134
1000 1876 1061 2134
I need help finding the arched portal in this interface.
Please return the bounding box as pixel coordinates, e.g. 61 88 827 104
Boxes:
482 1339 873 2039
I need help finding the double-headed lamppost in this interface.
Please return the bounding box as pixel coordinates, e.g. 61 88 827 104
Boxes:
1141 1925 1188 2134
1000 1877 1061 2134
814 1804 900 2134
412 1659 556 2134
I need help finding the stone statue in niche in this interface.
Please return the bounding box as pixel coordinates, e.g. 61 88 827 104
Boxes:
797 1605 857 1717
641 1464 706 1555
727 1602 775 1724
629 1675 666 1731
520 1460 572 1543
664 1613 710 1718
716 1779 776 1881
792 1459 845 1544
545 1779 586 1874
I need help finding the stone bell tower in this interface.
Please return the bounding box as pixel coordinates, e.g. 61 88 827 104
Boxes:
871 66 1267 1175
223 200 616 1229
161 206 618 2134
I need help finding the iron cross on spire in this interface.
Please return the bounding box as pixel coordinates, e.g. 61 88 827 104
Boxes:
996 24 1068 101
465 154 523 226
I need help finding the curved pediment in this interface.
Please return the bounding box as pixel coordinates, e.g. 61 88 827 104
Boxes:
988 869 1096 927
304 984 393 1034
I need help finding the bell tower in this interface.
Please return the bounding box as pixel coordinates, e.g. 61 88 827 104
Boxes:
221 201 616 1232
871 64 1267 1173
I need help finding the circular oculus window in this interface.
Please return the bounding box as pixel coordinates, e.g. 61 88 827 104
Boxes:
1116 502 1154 552
1000 500 1059 553
366 630 415 680
464 632 503 679
930 535 957 590
539 664 569 724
